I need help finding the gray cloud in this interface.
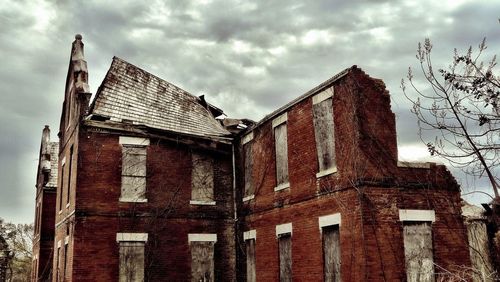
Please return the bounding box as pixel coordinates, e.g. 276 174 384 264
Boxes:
0 0 498 223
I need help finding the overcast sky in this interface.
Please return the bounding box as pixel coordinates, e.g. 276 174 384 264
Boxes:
0 0 498 223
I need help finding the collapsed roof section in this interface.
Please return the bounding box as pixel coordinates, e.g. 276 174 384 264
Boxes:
89 57 231 138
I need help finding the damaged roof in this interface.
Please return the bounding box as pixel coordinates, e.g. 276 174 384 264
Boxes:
89 57 230 137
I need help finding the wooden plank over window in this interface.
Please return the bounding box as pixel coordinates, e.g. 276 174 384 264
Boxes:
323 225 341 282
312 89 336 174
119 242 146 282
191 152 215 204
246 238 256 282
403 222 435 282
274 123 289 188
278 233 292 282
190 241 215 282
243 142 254 199
121 146 147 202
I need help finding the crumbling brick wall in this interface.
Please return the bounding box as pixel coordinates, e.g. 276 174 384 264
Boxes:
236 67 471 281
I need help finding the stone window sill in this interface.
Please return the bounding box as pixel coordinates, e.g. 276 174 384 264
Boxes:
316 167 338 178
190 200 216 206
119 197 148 203
274 182 290 192
242 195 255 202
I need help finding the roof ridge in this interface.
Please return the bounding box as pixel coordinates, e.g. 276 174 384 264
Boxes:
89 56 231 137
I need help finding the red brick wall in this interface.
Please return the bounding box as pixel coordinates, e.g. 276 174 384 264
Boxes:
65 127 236 281
33 189 57 281
237 68 471 281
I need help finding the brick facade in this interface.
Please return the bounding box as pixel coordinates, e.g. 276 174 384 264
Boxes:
33 126 58 281
33 36 472 281
235 68 471 281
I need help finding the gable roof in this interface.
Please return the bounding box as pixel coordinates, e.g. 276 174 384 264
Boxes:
89 57 230 138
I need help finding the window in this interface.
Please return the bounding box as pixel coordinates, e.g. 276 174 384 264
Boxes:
119 137 149 203
244 230 256 282
399 210 435 282
272 113 289 191
242 133 254 201
35 202 40 235
190 152 215 205
188 234 217 282
67 145 73 206
59 157 65 211
276 223 292 282
56 241 61 282
63 238 68 280
319 213 341 282
116 233 148 282
312 87 336 177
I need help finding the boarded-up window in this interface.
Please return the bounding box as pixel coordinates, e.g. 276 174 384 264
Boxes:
246 238 256 282
323 225 341 282
274 123 289 186
119 242 145 282
56 246 60 282
278 233 292 282
67 145 73 204
59 163 65 210
190 241 215 282
403 222 435 282
244 142 254 198
191 153 214 202
63 243 68 280
313 97 336 172
121 146 147 201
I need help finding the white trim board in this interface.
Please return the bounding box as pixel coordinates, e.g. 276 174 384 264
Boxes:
272 113 288 128
116 233 149 242
243 230 256 241
188 233 217 242
399 209 436 222
276 223 292 237
241 132 254 145
119 136 150 146
312 87 334 105
319 213 341 228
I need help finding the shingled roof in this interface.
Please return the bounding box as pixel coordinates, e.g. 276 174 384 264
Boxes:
90 57 230 138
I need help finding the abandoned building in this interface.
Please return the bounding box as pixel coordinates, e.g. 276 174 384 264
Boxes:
31 35 483 281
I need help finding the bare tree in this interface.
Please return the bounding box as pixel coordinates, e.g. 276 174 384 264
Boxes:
402 38 500 200
0 218 33 282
